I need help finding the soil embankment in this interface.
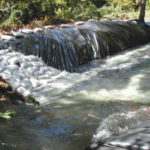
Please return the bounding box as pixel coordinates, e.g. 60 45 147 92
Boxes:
0 77 24 104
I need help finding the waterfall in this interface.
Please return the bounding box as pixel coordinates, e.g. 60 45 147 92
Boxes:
1 20 150 72
1 21 150 150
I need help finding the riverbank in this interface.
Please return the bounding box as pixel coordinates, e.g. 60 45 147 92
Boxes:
0 0 150 32
0 77 24 104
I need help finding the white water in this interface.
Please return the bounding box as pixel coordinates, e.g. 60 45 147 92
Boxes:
1 43 150 150
36 43 150 105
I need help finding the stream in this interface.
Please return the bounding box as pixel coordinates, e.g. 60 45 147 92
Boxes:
1 43 150 150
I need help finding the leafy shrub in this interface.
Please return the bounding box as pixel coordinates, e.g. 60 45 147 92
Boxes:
90 0 107 8
74 2 101 20
0 0 55 27
55 0 101 21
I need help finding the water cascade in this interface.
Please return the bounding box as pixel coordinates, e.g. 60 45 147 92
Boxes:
1 20 150 72
0 20 150 150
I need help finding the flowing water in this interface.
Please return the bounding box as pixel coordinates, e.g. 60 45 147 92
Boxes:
1 43 150 150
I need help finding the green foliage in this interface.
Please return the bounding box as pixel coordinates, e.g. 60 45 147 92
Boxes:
25 95 40 107
0 0 150 28
55 0 101 21
0 110 16 119
98 0 140 19
0 0 55 27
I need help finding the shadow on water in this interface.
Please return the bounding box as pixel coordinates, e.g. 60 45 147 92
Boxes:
0 100 149 150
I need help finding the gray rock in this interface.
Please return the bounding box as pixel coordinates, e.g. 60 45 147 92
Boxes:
1 70 12 79
21 62 33 68
27 67 38 75
7 57 21 65
0 49 10 55
11 31 24 38
27 55 39 61
44 25 55 30
74 21 85 26
0 35 16 41
60 24 74 28
8 79 21 90
31 61 44 67
34 28 44 33
16 86 31 97
19 29 33 34
30 76 41 88
38 74 50 80
86 120 150 150
0 64 6 72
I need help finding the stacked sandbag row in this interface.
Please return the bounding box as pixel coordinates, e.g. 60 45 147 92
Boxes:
1 20 150 72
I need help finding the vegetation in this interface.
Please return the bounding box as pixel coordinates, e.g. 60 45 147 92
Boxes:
0 110 16 119
25 95 39 107
0 0 150 29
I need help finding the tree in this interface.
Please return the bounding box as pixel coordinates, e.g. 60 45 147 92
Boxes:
139 0 147 22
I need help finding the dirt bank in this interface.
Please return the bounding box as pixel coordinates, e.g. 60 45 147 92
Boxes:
0 77 24 104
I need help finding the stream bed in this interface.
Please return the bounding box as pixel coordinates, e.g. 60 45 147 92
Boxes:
1 43 150 150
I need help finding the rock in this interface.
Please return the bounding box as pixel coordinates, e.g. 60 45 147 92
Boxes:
12 70 22 79
16 86 31 97
26 55 39 61
33 70 44 76
1 70 12 80
0 64 6 72
88 19 96 22
8 79 21 90
0 49 10 55
19 29 33 34
74 21 85 26
7 65 19 72
85 120 150 150
37 74 50 80
34 28 44 33
20 78 30 88
11 30 24 38
0 35 16 41
30 76 40 88
38 79 50 85
26 67 38 75
31 61 44 67
21 62 33 68
2 55 12 63
7 57 21 65
44 25 55 30
146 22 150 26
0 77 24 104
60 24 74 28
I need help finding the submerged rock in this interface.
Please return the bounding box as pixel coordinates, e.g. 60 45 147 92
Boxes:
85 120 150 150
85 107 150 150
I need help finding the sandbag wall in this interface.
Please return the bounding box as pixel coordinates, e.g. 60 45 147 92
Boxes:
1 20 150 72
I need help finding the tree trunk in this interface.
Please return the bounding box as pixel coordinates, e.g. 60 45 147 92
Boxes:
139 0 147 22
